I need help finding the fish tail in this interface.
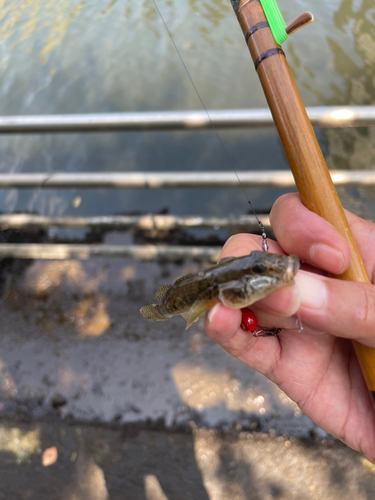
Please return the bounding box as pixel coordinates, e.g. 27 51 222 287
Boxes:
140 304 169 321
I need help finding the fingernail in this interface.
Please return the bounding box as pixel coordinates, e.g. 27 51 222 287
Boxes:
296 272 327 309
207 303 221 323
309 244 346 274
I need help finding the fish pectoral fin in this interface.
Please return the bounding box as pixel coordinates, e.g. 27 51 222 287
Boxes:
140 304 169 321
218 280 248 308
184 299 213 330
155 284 172 300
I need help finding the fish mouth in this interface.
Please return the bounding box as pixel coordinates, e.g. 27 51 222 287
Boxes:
285 255 300 282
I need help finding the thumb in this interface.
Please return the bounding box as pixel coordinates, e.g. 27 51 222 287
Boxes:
296 271 375 347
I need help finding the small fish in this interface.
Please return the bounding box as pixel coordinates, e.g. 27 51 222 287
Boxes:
140 251 299 329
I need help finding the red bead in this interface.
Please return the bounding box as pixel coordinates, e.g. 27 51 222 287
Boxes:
240 308 258 333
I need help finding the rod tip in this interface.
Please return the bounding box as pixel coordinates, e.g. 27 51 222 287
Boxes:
230 0 241 12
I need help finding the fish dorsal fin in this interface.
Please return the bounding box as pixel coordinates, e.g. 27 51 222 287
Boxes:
173 273 194 286
184 299 215 330
218 256 236 264
155 284 172 301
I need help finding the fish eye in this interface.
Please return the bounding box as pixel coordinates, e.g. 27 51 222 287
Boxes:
252 262 267 273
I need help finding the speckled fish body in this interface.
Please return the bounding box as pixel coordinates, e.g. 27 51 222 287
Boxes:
140 251 299 329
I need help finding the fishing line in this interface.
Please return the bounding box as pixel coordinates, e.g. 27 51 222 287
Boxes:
151 0 268 252
295 287 304 332
27 172 57 213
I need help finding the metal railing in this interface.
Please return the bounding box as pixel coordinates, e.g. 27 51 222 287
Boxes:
1 106 374 261
0 106 373 133
0 213 270 231
0 170 373 188
0 243 221 262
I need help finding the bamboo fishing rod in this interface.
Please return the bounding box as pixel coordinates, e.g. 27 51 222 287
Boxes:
229 0 375 396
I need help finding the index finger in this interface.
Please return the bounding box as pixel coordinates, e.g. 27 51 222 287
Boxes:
270 194 375 279
219 232 284 260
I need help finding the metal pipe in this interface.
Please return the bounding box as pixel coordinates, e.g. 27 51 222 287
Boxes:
0 243 221 261
0 213 270 230
0 170 373 188
0 107 373 133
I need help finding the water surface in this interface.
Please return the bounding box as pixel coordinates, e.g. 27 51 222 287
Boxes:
0 0 374 221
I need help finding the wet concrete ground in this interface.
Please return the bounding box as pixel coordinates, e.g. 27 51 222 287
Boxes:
0 255 374 498
0 419 375 500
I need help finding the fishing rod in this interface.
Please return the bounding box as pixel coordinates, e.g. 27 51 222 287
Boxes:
229 0 375 397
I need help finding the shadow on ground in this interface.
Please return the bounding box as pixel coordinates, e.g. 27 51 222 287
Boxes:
0 418 374 500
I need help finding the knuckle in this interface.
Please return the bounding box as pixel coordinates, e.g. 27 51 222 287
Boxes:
220 233 259 259
354 284 375 333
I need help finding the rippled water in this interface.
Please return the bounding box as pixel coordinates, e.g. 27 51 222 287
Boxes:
0 0 374 220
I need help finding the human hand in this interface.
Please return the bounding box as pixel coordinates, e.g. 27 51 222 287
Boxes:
205 193 375 463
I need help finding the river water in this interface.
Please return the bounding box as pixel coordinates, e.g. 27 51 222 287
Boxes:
0 0 374 222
